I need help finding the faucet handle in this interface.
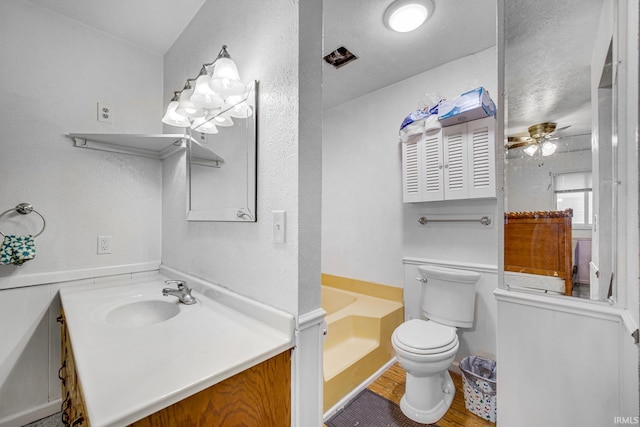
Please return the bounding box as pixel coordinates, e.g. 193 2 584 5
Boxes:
164 280 187 289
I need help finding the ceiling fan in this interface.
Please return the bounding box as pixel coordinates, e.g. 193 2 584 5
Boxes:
507 122 570 157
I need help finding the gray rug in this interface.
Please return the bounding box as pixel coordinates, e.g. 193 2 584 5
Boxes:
326 389 439 427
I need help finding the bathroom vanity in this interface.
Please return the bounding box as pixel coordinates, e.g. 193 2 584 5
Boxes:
58 272 294 426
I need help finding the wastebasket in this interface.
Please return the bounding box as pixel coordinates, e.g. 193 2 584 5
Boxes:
460 355 497 422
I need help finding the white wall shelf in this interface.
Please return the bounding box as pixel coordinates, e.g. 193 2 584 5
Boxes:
68 133 224 163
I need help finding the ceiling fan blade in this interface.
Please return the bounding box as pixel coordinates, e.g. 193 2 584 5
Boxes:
507 136 534 149
547 124 571 137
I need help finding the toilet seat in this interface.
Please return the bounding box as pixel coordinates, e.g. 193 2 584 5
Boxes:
393 319 457 355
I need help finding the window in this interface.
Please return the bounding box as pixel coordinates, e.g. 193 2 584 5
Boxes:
554 171 592 227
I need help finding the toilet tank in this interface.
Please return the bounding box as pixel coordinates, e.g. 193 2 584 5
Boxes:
418 265 480 328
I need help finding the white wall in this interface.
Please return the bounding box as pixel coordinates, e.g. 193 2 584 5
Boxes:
323 47 498 288
161 1 324 424
0 2 163 424
496 291 639 426
506 145 592 212
161 0 321 318
322 48 498 287
0 1 163 281
322 47 498 359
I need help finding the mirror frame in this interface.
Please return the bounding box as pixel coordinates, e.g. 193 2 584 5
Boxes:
186 80 258 222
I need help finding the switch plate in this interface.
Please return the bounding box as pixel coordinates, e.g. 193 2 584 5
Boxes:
97 102 112 123
273 210 286 243
97 236 112 254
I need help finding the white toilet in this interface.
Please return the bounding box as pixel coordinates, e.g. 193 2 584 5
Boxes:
392 264 480 424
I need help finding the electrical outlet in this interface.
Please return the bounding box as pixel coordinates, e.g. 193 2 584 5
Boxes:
97 236 112 254
97 102 112 123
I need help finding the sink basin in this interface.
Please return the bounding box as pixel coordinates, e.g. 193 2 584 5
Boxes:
105 300 180 327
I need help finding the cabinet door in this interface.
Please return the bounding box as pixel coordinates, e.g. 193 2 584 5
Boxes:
443 123 469 200
421 131 444 201
402 131 444 202
402 141 422 202
467 117 496 198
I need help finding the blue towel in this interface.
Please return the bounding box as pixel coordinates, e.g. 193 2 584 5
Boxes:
0 235 36 266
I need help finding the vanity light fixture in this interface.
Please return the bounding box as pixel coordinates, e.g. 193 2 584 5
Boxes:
162 45 250 133
161 92 191 127
384 0 434 33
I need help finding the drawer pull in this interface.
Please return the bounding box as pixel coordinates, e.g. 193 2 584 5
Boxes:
58 360 66 385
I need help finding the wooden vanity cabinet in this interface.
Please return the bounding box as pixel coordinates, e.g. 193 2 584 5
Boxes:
60 310 291 427
59 311 89 427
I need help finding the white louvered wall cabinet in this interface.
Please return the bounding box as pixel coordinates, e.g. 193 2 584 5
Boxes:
402 116 496 202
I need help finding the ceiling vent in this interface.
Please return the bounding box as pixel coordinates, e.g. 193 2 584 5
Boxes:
323 46 358 69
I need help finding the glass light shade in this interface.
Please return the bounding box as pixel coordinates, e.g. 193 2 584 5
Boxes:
225 95 253 119
541 140 557 156
209 58 245 96
191 117 219 134
523 144 538 156
161 101 190 127
190 75 224 109
211 113 233 127
384 0 433 33
175 89 204 118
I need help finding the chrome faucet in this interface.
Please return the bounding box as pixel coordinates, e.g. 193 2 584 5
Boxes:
162 280 196 305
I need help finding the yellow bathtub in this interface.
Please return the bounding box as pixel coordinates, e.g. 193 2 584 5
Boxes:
321 274 404 412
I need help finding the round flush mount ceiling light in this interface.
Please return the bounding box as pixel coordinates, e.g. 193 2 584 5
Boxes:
384 0 434 33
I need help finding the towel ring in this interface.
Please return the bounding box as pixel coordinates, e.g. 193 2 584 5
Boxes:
0 203 46 238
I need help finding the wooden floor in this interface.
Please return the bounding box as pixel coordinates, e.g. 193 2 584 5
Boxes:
326 363 494 427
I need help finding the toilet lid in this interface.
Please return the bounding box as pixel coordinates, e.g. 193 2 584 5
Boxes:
394 319 457 354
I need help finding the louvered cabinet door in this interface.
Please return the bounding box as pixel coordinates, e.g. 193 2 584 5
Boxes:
467 117 496 198
421 131 444 201
443 123 469 200
402 140 422 202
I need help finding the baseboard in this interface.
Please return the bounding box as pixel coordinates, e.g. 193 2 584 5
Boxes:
0 399 60 427
322 357 397 422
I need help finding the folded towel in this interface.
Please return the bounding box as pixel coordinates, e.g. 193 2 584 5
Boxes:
0 235 36 266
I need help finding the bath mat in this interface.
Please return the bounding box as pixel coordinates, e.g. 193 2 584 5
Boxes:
326 389 439 427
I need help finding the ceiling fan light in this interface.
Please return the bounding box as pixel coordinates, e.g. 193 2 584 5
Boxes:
384 0 434 33
541 140 557 156
523 144 538 156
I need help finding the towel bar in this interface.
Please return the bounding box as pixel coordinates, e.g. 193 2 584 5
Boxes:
0 203 46 237
418 216 492 226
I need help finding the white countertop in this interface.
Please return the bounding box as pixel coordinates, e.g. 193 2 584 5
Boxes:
60 273 294 427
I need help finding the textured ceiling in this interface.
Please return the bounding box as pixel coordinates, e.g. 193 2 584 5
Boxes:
505 0 605 137
322 0 497 109
26 0 497 110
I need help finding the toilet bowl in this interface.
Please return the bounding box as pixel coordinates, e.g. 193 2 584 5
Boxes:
392 319 459 423
393 265 480 423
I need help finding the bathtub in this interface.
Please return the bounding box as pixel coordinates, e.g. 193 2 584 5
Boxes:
320 276 404 412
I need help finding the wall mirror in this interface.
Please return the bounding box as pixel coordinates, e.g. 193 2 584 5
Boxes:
186 80 257 222
503 0 617 301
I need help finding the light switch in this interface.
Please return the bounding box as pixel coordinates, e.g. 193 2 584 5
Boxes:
273 210 286 243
